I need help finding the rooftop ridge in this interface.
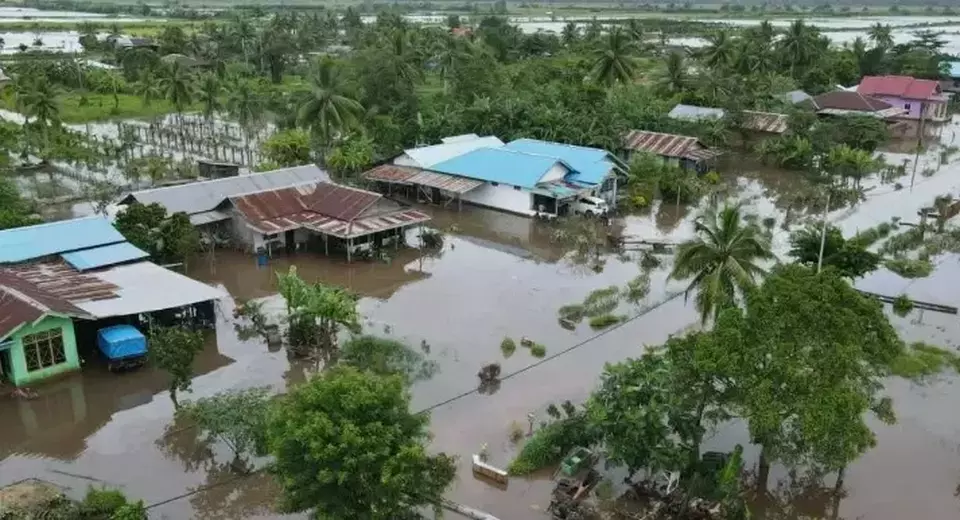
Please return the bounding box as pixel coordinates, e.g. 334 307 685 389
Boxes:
127 164 321 196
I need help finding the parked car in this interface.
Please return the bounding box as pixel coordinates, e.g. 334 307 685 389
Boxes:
572 196 609 216
97 325 148 372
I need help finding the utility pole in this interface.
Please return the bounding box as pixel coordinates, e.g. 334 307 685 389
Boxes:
817 190 831 274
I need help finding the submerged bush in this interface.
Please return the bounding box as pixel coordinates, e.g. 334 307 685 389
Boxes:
589 314 623 330
889 342 960 380
508 412 596 475
892 294 914 317
529 343 547 358
500 337 517 357
884 257 933 279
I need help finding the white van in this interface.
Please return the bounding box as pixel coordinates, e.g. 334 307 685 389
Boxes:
572 196 609 216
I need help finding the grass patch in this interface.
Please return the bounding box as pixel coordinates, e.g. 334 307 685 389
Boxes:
588 314 623 330
557 304 585 323
878 227 925 255
884 257 934 279
582 286 621 317
0 90 194 123
507 413 595 475
500 337 517 358
888 342 960 380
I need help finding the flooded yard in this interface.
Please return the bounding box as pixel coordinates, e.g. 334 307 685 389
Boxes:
4 120 960 518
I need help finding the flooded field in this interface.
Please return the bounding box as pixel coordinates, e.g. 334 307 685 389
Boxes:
4 119 960 518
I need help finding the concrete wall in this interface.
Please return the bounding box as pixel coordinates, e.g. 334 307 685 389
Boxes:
4 315 79 387
462 183 536 216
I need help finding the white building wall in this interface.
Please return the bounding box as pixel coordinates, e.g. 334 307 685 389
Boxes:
228 215 288 253
461 183 535 216
393 153 420 167
539 163 569 183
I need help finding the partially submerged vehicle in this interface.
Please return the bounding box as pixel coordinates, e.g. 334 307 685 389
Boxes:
97 325 148 371
548 446 601 520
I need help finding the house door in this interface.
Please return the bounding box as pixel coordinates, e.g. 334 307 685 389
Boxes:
284 230 296 254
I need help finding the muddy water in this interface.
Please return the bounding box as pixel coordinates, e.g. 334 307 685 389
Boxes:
4 122 960 518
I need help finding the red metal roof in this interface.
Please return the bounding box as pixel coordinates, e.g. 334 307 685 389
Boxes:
858 75 942 100
810 91 893 112
362 164 422 183
622 130 717 160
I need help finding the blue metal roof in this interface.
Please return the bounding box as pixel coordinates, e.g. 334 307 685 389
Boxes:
61 242 150 271
0 217 128 264
429 148 566 189
504 138 615 186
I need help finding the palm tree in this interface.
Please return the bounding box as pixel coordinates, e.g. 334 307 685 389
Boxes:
561 22 579 46
868 23 894 49
297 58 364 160
134 71 163 108
198 73 224 124
16 76 60 162
590 27 639 86
702 29 735 70
778 20 818 76
157 61 196 140
658 51 688 95
225 76 264 163
433 34 469 94
670 204 774 324
625 18 644 43
384 27 423 86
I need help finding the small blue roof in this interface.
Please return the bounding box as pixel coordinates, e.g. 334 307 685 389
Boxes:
504 138 616 186
429 148 567 189
0 217 127 264
61 242 150 271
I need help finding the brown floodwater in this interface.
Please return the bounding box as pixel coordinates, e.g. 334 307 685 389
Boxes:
4 118 960 519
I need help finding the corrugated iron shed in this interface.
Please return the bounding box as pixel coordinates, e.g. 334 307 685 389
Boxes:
121 164 330 216
0 217 126 264
622 130 705 159
305 183 382 221
404 170 483 194
742 111 789 134
363 164 421 184
5 261 119 303
61 242 150 271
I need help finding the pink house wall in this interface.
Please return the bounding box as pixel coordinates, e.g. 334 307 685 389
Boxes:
872 95 946 121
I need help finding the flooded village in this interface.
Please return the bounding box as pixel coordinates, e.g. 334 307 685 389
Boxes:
2 3 960 520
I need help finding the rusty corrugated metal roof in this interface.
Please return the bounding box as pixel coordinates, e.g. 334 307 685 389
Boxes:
4 261 120 303
304 182 381 221
0 268 94 340
742 111 789 134
405 170 483 194
622 130 703 159
362 164 421 183
247 209 431 240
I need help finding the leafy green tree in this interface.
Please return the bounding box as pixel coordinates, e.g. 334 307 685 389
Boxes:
702 29 736 70
276 266 361 354
868 23 894 49
0 178 40 230
114 202 199 264
179 387 273 464
261 128 312 167
326 136 375 176
788 224 881 279
266 366 456 520
658 51 688 95
225 76 264 151
561 22 579 46
150 326 205 408
157 60 196 137
340 335 438 384
433 34 470 94
712 264 902 494
297 58 364 160
670 204 773 323
590 27 639 86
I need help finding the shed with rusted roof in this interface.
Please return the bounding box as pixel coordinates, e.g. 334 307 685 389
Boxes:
222 181 431 261
622 130 721 173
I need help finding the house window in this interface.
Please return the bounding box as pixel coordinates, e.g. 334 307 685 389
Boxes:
22 329 66 372
263 233 278 240
904 103 912 111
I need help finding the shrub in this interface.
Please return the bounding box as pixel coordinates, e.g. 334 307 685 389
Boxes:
557 304 585 323
888 342 960 380
588 314 622 330
884 257 933 279
892 294 914 317
508 413 596 475
81 487 129 516
500 337 517 357
508 421 525 442
530 343 547 358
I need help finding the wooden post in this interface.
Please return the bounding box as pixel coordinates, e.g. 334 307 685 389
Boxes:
346 238 352 263
324 234 329 256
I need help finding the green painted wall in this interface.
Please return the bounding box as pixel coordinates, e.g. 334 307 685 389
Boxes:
4 316 80 387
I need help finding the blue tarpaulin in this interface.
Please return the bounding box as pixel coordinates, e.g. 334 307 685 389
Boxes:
97 325 147 360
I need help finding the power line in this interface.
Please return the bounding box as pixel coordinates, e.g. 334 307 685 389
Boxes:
144 289 688 510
